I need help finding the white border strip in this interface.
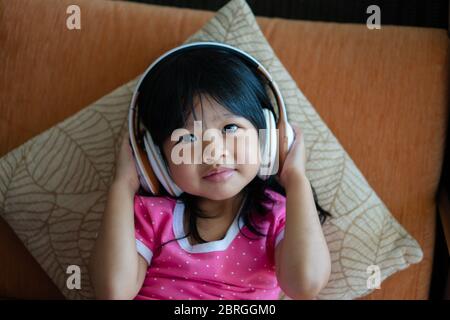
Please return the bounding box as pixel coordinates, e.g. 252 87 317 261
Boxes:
275 229 285 247
173 200 245 253
136 239 153 265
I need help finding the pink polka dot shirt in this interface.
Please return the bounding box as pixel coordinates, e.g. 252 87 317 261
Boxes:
133 188 286 300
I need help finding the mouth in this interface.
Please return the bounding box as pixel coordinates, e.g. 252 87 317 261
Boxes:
202 168 236 182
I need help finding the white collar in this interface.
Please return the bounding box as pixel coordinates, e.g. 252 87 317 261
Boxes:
172 196 246 253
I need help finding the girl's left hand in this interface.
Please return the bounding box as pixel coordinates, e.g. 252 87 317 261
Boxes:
276 124 307 189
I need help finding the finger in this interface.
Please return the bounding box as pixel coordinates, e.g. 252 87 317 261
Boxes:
292 124 302 136
289 124 297 138
290 125 302 144
121 130 128 141
294 125 306 145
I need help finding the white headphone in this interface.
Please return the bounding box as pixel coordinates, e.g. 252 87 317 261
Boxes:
128 42 295 196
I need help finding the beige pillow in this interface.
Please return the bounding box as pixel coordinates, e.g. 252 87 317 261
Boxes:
0 0 423 300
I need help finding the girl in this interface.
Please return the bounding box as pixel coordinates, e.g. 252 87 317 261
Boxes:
89 47 331 300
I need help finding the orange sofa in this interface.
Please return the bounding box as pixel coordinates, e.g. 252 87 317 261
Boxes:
0 0 448 299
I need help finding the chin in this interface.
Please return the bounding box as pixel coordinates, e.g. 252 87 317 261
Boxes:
206 181 249 200
201 187 242 200
203 193 236 201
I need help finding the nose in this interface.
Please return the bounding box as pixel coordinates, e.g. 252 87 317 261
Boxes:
202 135 230 166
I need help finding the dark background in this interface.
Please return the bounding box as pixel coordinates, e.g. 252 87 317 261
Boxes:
127 0 449 30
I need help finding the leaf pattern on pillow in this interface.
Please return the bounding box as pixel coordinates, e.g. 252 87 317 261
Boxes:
0 81 132 299
0 0 423 300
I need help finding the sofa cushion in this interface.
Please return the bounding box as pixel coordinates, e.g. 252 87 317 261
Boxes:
1 0 447 299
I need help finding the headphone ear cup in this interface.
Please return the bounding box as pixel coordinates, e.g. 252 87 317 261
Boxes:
143 131 183 197
258 108 277 180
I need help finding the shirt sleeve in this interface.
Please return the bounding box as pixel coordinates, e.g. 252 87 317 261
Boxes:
134 194 156 265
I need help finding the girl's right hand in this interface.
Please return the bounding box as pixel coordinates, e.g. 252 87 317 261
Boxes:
113 132 141 193
276 124 307 190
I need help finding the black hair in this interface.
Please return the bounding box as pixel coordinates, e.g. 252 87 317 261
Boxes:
136 46 331 253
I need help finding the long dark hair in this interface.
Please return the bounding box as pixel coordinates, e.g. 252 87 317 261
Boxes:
137 46 331 252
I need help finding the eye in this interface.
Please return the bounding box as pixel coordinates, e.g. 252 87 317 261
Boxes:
222 123 239 134
177 133 197 144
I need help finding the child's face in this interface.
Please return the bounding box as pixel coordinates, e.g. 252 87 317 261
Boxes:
161 94 261 200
